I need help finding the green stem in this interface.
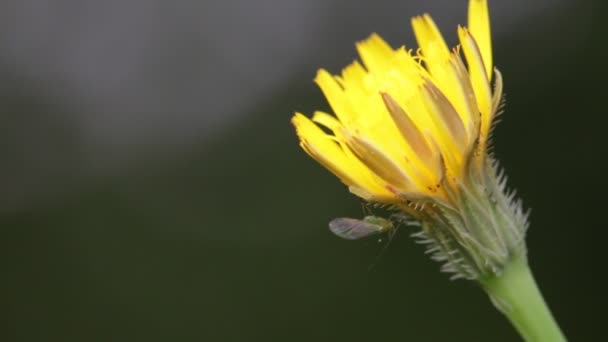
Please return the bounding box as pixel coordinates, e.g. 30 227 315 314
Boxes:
480 255 566 342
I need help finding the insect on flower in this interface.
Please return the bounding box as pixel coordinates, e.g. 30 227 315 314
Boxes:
290 2 568 339
329 216 395 240
291 0 527 280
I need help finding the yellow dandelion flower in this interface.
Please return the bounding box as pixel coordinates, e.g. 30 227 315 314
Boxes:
292 0 501 205
292 0 527 281
291 2 568 340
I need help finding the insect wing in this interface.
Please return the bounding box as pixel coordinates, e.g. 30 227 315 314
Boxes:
329 218 382 240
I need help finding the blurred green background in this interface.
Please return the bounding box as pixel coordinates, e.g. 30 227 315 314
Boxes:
1 0 606 341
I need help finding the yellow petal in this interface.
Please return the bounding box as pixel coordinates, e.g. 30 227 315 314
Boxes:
421 80 468 173
314 69 351 125
449 54 481 140
339 61 368 92
311 111 341 130
412 14 450 65
422 81 468 150
292 113 358 186
356 33 395 73
458 27 492 144
345 133 414 192
468 0 492 79
380 92 435 169
413 15 474 139
292 113 393 200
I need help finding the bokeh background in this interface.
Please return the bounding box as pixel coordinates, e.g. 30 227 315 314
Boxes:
1 0 606 341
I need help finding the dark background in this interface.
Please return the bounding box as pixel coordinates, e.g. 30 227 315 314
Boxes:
1 0 606 341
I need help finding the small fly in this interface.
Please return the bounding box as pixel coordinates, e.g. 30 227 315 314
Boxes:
329 216 395 240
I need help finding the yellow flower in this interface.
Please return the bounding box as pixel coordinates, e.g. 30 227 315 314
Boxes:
293 0 530 281
292 0 501 204
292 2 565 333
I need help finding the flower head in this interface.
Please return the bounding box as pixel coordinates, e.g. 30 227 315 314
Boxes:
293 0 528 280
293 0 498 203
